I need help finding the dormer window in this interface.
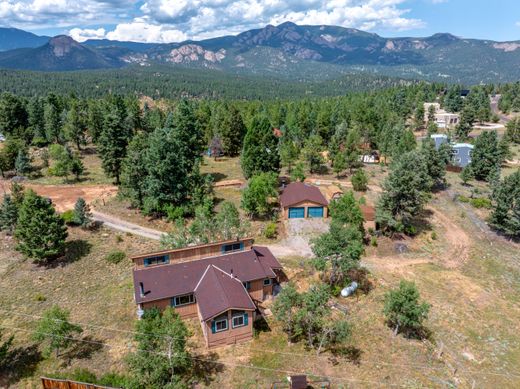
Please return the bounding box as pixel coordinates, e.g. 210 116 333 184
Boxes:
143 255 169 267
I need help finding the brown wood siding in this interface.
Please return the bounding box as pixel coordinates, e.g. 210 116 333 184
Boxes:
141 299 198 319
283 201 328 219
133 238 254 269
247 279 265 302
41 377 116 389
203 309 254 349
263 283 274 299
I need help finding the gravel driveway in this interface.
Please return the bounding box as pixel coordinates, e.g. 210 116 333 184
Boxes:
268 218 329 258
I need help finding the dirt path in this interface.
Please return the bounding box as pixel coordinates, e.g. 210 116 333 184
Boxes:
91 211 166 241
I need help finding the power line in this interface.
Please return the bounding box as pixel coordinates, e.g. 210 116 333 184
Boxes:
4 324 399 388
2 308 519 381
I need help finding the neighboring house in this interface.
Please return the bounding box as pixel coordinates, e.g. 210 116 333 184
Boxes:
360 204 376 231
431 134 448 150
0 133 5 142
452 143 474 168
132 238 283 349
361 150 380 164
424 103 459 129
280 182 329 219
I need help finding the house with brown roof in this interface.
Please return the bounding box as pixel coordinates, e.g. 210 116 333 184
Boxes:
280 182 329 219
132 238 283 348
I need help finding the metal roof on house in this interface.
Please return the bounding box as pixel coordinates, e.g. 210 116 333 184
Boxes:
431 134 448 138
194 265 256 321
133 246 280 304
452 143 474 149
280 182 329 208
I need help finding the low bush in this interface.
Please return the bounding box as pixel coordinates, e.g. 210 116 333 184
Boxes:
263 221 277 239
61 210 77 225
105 250 126 264
470 197 492 209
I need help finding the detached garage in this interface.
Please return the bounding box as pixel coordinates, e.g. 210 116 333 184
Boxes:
281 182 329 220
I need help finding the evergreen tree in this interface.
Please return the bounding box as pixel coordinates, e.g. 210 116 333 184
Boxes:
421 138 446 189
48 144 72 178
15 190 68 262
65 100 88 150
120 133 149 208
0 92 28 136
290 162 306 182
215 201 243 240
33 306 82 357
127 307 191 389
73 197 92 228
209 135 224 160
44 94 62 144
87 100 104 143
506 117 520 144
173 100 205 162
383 280 430 337
14 149 31 175
328 191 365 233
0 138 25 177
0 194 19 233
351 169 368 192
241 116 280 179
471 131 501 181
221 105 246 156
28 97 46 145
489 170 520 238
98 106 131 184
70 155 84 181
301 134 324 174
377 151 432 233
279 135 299 173
460 166 474 185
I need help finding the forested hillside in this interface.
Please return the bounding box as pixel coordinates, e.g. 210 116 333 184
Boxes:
0 66 411 100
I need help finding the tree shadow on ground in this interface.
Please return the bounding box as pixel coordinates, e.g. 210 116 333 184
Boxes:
63 335 104 365
191 351 224 386
330 346 363 366
408 209 434 236
207 172 228 182
42 240 92 269
253 316 271 336
0 344 42 386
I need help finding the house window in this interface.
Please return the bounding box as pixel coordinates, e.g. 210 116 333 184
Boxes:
221 242 244 253
263 278 272 286
232 311 248 328
453 149 459 155
143 255 169 267
243 281 251 290
212 315 228 333
172 294 195 307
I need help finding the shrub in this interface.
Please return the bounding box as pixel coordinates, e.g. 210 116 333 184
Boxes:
115 235 123 243
457 195 470 203
263 221 277 239
165 205 187 221
351 169 368 191
370 236 378 247
69 368 98 384
470 197 492 209
105 250 126 264
34 293 47 302
430 231 437 240
61 210 77 225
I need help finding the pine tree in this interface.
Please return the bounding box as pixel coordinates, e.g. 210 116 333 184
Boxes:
377 151 432 233
0 194 18 233
73 197 92 228
0 92 28 136
44 94 62 144
98 107 131 184
70 156 84 181
15 190 68 262
489 170 520 238
471 131 501 181
241 172 278 218
241 116 280 179
460 166 474 185
421 138 446 189
221 105 246 156
65 100 88 150
120 133 149 208
301 134 324 174
351 169 368 192
14 149 31 175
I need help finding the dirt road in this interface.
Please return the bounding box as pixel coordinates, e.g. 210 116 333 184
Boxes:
92 211 166 241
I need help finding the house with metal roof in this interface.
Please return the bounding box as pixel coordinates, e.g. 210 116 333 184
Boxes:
280 182 329 219
131 238 283 348
452 143 474 168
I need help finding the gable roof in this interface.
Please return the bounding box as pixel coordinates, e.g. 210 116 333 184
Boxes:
280 182 328 208
133 246 281 304
195 265 256 321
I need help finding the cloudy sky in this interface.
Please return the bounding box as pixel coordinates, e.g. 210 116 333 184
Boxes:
0 0 519 43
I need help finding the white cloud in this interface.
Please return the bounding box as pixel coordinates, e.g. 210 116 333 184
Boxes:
1 0 427 43
516 21 520 27
69 27 106 42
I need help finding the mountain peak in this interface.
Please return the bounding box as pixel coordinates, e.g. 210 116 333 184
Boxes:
48 35 81 57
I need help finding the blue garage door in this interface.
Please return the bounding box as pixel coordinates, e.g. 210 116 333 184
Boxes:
307 207 324 218
288 207 305 218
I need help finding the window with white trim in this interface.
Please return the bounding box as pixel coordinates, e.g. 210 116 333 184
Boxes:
232 314 245 328
214 317 228 332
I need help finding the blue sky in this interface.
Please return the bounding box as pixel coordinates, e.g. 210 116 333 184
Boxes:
0 0 518 43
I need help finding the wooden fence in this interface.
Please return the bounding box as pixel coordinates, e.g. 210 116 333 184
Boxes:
41 377 119 389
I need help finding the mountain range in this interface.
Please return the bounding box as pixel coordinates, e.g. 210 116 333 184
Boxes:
1 23 520 83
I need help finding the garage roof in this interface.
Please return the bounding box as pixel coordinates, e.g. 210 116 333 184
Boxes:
280 182 328 208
